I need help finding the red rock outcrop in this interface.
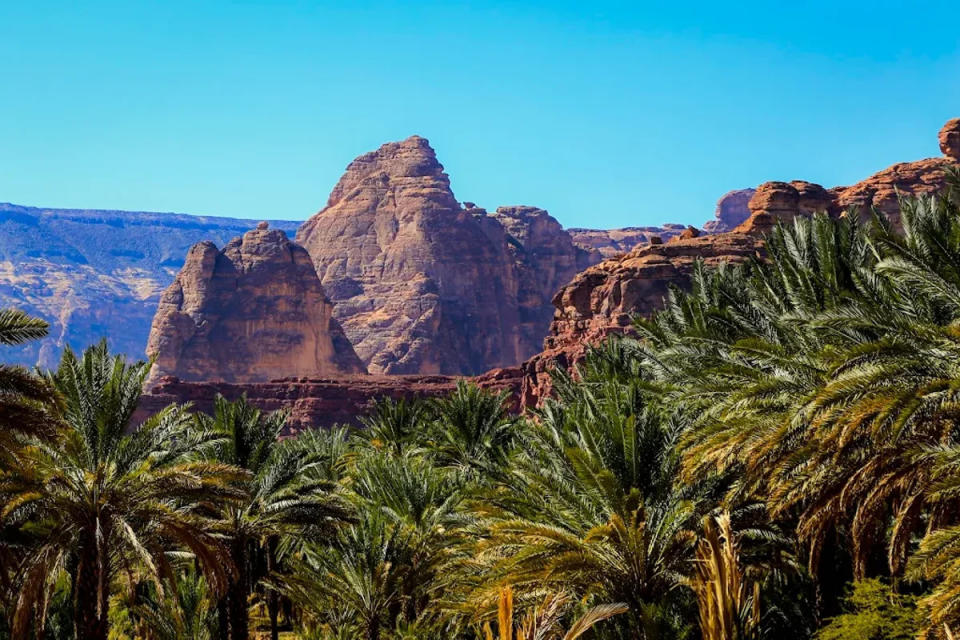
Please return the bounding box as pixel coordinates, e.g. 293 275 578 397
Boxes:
296 136 586 375
940 118 960 160
139 367 523 432
523 119 960 406
736 122 960 233
145 225 365 385
520 231 764 405
487 206 598 353
703 188 755 233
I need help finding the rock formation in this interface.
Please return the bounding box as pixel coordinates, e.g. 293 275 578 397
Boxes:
702 188 755 233
139 367 523 432
146 225 365 385
296 136 590 375
520 232 764 405
523 118 960 406
486 206 597 354
0 203 300 367
940 118 960 160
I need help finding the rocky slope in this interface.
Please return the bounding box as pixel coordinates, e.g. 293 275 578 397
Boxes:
295 136 594 375
146 224 365 385
0 203 299 367
521 118 960 406
520 232 765 405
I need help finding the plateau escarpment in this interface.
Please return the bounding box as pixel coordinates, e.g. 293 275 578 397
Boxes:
146 224 365 385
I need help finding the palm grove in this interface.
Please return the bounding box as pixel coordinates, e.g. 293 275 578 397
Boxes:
3 173 960 639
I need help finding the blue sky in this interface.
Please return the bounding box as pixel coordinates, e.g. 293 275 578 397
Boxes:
1 2 958 229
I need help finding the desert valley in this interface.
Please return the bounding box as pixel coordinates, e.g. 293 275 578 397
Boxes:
3 6 960 636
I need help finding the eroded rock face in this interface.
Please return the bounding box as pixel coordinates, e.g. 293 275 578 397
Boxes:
146 226 365 385
0 203 300 368
296 137 588 375
488 206 597 353
520 231 764 405
522 119 960 407
736 121 959 233
703 188 755 233
940 118 960 160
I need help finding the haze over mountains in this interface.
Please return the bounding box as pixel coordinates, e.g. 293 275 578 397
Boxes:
0 204 298 366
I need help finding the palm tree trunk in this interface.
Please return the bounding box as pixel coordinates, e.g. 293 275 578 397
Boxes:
229 537 249 640
74 555 108 640
367 618 380 640
266 536 280 640
217 596 230 640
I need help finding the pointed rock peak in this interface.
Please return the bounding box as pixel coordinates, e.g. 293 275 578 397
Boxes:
321 135 452 210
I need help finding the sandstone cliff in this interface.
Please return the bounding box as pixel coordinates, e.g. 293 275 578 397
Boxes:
139 367 522 433
296 136 591 375
0 203 299 367
522 118 960 406
567 225 690 258
736 119 960 233
146 224 365 385
520 232 764 405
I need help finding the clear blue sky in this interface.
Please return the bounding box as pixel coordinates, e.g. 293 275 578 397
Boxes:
2 2 958 229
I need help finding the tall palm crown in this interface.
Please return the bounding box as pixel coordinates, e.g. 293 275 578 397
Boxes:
0 309 54 458
471 348 705 638
197 394 353 640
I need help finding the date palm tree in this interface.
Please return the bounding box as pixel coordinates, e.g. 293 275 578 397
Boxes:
0 341 244 640
197 394 353 640
474 349 704 638
0 309 55 459
428 381 516 475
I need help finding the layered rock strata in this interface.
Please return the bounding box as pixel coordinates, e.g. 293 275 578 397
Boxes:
139 367 522 432
146 224 365 385
567 225 689 258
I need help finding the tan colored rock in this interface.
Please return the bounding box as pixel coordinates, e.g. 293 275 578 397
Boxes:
487 206 592 355
296 136 555 375
735 120 959 233
940 118 960 160
145 227 365 385
832 158 954 227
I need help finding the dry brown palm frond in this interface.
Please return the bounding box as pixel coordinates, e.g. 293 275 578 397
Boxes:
483 585 625 640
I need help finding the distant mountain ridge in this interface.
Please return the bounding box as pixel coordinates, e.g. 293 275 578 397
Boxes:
0 202 300 366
